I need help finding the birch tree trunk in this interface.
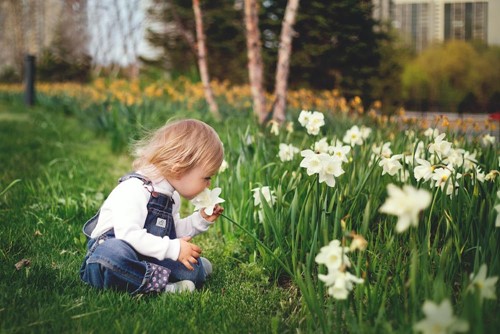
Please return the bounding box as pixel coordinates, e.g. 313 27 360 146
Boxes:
192 0 220 120
244 0 267 124
272 0 300 124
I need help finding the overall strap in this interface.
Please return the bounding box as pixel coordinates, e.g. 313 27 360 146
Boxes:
120 173 176 239
119 172 158 197
82 173 173 239
82 211 100 238
119 172 152 185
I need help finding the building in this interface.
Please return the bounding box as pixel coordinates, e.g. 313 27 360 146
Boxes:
389 0 500 52
373 0 393 22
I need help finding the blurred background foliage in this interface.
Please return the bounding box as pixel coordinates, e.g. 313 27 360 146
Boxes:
402 41 500 114
0 0 499 114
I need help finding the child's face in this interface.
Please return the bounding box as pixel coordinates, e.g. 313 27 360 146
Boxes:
168 166 212 200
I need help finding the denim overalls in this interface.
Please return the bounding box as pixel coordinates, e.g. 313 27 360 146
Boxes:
79 173 207 294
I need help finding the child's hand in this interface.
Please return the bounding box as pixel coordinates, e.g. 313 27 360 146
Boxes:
178 236 201 271
201 204 224 222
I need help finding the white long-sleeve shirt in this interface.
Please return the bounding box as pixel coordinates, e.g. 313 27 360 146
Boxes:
90 173 212 261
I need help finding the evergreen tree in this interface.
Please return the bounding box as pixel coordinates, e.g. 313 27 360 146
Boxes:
145 0 389 105
261 0 386 99
143 0 196 77
144 0 246 83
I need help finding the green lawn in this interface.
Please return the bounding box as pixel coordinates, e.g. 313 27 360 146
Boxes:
0 99 299 333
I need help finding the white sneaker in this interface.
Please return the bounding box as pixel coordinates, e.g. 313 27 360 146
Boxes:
164 280 195 293
201 257 212 276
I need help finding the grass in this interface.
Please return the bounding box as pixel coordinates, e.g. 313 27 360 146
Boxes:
1 83 499 333
0 99 300 333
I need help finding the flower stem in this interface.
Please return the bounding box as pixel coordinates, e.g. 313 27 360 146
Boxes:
221 213 293 277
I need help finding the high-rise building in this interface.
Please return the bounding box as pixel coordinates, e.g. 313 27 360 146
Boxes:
389 0 500 52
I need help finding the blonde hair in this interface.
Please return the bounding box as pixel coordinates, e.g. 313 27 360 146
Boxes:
132 119 224 179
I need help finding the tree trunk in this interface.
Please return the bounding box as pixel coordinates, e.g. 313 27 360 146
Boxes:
272 0 300 124
244 0 267 124
193 0 220 120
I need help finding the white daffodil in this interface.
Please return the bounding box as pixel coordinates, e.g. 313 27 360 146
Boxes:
300 150 344 187
318 154 344 187
444 179 460 196
343 125 364 146
379 184 432 233
467 264 498 300
252 186 276 207
329 139 351 163
245 134 254 145
463 150 478 172
298 110 312 127
218 160 229 173
372 142 392 158
306 111 325 135
485 170 498 182
316 239 364 300
404 154 414 167
413 299 469 334
443 148 464 168
315 239 350 272
268 120 280 136
431 166 452 189
314 137 330 153
360 126 372 140
423 127 440 139
428 133 452 158
360 125 372 140
378 154 404 176
474 167 485 184
300 150 323 175
414 158 434 182
321 270 364 300
191 187 225 216
432 166 461 196
278 143 300 162
412 140 426 160
405 129 415 139
299 110 325 135
481 133 495 146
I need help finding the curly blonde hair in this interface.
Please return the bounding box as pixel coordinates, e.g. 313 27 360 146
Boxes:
132 119 224 180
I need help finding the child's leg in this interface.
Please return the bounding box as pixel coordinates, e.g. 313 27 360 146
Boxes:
80 237 170 294
148 257 209 288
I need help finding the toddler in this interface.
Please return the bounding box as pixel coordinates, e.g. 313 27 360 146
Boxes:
79 119 224 294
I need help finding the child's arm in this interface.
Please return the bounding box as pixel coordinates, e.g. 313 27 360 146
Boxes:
107 179 181 261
